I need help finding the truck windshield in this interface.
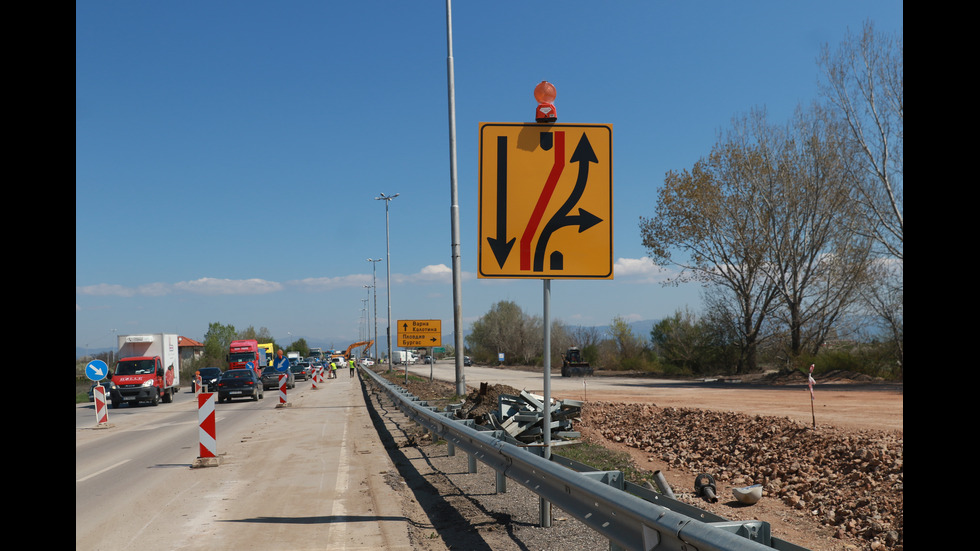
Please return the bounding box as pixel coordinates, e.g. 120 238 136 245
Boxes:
115 359 156 375
229 352 255 363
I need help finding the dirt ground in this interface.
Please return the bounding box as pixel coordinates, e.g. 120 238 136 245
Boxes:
374 368 903 551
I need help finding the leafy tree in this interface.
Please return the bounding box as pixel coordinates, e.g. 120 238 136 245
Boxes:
608 316 645 359
287 338 309 357
466 301 541 365
202 322 237 368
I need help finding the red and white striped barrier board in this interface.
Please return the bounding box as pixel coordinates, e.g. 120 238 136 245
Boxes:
94 384 108 425
198 393 217 458
279 374 288 404
311 367 319 390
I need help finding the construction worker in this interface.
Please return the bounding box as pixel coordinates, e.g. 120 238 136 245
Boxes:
330 359 338 379
349 357 356 377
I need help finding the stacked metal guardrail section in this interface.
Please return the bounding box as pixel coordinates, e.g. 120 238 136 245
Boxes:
361 367 810 551
488 390 582 442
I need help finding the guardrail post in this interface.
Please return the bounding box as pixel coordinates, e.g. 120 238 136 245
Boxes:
467 453 477 473
495 469 507 494
359 365 788 551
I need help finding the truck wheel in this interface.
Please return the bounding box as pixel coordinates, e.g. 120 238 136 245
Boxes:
163 388 173 403
151 392 160 406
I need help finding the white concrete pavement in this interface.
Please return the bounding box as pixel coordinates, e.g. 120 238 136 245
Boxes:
76 371 422 551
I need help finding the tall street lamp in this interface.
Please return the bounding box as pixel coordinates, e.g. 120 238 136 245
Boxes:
367 258 382 362
375 193 399 373
362 286 372 341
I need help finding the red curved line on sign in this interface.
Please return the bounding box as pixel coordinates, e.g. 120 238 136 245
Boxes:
520 131 565 271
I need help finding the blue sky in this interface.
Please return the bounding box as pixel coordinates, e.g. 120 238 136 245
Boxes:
76 1 903 352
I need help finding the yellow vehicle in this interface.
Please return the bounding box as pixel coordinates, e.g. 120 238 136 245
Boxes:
257 343 275 366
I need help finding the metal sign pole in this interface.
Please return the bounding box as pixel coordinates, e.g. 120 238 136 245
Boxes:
540 278 552 527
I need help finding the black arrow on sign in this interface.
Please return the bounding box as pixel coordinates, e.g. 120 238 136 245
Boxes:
486 135 516 268
533 133 602 272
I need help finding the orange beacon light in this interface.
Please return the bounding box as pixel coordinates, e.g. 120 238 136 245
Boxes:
534 81 557 123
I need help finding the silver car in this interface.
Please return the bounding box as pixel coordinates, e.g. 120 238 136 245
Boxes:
261 366 295 390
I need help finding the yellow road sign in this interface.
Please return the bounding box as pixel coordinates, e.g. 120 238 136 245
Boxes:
478 122 613 279
397 319 442 348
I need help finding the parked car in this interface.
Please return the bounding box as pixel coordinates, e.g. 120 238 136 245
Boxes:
193 367 223 392
217 369 263 402
359 357 374 367
87 378 115 402
290 362 311 381
464 356 473 366
262 365 295 390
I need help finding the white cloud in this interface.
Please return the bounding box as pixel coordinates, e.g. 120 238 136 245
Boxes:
76 278 284 297
613 257 676 283
76 283 138 297
173 278 282 295
288 274 371 292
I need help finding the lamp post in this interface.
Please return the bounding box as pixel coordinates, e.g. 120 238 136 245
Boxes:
375 193 398 373
362 285 372 342
367 258 382 362
445 0 466 396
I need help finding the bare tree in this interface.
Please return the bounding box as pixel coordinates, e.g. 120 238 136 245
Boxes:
640 119 781 372
746 106 874 357
819 21 903 262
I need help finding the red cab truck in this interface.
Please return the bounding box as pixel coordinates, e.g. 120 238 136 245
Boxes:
110 334 181 408
228 339 263 377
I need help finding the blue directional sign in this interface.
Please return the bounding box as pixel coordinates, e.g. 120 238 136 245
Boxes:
86 360 109 382
275 356 290 373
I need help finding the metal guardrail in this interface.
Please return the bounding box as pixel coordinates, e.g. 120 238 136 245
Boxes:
361 367 810 551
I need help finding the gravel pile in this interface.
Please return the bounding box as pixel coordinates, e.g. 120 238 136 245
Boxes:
583 402 904 550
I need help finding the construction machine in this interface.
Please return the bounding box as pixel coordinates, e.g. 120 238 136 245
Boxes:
560 346 593 377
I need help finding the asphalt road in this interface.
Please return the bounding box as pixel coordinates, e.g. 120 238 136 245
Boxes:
76 361 902 550
75 371 418 551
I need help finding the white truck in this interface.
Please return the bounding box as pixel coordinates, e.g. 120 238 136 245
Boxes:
110 334 181 408
391 350 414 365
287 351 301 366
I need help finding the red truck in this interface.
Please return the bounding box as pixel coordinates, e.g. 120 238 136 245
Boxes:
227 339 264 378
110 334 181 408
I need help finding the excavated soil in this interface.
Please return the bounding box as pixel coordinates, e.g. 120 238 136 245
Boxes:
370 370 902 551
